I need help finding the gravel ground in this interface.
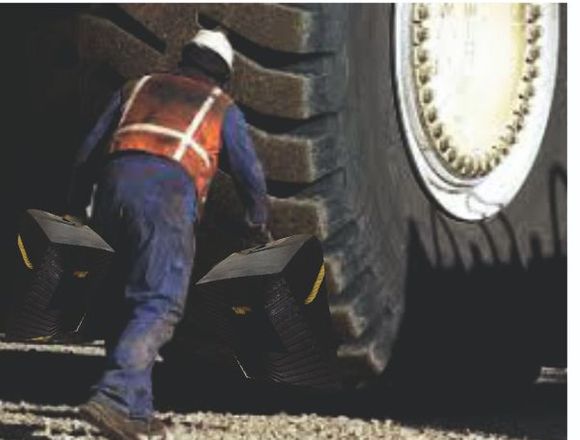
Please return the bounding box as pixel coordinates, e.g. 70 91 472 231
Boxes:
0 400 563 440
0 393 566 440
0 342 567 440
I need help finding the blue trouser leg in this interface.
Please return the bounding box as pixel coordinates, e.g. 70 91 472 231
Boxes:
89 155 196 420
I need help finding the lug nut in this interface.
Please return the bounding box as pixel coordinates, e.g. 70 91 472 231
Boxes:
413 26 429 45
514 100 530 116
501 128 516 145
444 147 457 163
479 157 491 176
437 136 451 153
425 107 438 123
528 25 542 43
413 4 429 22
486 152 500 170
518 83 535 99
461 157 475 176
511 114 525 132
420 87 434 104
496 141 511 156
451 155 465 171
527 4 542 23
526 45 541 63
416 66 431 85
523 65 539 81
431 123 443 139
415 47 429 65
470 159 481 177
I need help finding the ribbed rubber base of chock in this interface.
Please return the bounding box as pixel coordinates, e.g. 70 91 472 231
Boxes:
5 209 114 342
189 235 340 390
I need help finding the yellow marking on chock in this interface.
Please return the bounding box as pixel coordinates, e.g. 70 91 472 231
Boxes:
305 264 325 305
232 306 252 315
74 271 89 279
17 235 34 270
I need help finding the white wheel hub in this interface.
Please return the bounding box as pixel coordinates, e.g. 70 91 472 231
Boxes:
394 4 559 220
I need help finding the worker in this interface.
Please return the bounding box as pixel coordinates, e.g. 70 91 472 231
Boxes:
67 30 270 439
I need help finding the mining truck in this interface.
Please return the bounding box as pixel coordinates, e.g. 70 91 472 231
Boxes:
0 4 566 390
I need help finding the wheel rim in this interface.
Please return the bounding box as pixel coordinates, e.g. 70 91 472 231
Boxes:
394 4 559 220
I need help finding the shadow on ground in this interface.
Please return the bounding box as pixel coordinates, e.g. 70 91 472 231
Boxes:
0 348 566 440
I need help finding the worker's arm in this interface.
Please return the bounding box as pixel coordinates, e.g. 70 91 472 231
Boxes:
219 105 270 231
66 90 122 218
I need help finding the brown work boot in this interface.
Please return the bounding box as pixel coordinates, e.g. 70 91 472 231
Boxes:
79 399 173 440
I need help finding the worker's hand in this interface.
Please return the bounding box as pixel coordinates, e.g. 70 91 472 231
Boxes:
241 223 273 248
62 213 86 226
253 224 274 243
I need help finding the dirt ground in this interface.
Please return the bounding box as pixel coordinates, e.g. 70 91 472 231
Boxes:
0 342 566 440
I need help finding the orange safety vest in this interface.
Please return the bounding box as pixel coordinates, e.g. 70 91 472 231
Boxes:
110 73 232 203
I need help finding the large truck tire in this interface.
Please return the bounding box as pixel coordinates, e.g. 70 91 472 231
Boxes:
195 4 567 388
1 4 566 388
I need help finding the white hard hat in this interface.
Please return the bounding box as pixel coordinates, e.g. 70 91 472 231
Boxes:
190 30 234 72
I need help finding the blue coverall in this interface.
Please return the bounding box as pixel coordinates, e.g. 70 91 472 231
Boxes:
68 82 268 420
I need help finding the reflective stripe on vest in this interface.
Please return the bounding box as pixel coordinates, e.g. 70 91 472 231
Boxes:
119 75 152 125
116 85 222 170
173 87 222 162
